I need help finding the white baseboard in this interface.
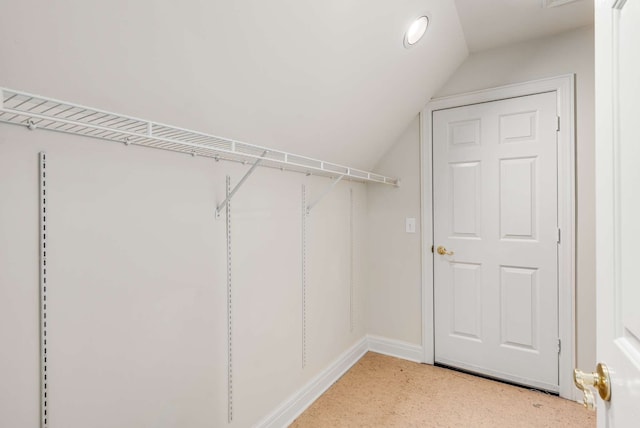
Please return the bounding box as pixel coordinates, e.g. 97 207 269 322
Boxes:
255 337 369 428
255 335 423 427
366 335 424 363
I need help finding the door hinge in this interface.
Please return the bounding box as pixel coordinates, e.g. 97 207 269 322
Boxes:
556 116 560 132
557 228 561 244
557 338 562 354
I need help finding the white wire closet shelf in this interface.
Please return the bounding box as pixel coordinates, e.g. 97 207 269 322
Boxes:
0 88 399 186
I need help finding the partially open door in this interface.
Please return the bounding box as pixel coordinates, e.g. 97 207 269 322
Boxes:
581 0 640 425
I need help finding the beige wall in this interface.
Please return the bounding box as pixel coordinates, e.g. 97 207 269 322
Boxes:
0 21 596 427
0 126 368 427
367 25 596 370
366 116 423 344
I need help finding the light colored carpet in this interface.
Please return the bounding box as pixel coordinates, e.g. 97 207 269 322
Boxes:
291 352 595 427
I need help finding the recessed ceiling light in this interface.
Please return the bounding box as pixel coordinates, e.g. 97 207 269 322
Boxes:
404 16 429 48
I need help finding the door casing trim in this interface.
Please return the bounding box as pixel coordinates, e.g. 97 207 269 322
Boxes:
420 75 577 400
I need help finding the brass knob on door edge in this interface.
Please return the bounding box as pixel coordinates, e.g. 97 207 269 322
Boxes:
574 363 611 410
436 246 454 256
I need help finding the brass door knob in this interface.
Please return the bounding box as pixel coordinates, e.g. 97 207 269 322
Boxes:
574 363 611 410
436 246 454 256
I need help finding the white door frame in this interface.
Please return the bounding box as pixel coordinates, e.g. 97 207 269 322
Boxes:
420 75 577 400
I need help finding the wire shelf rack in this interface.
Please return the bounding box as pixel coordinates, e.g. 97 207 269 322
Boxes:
0 88 399 186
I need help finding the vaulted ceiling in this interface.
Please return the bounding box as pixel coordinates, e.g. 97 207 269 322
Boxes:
455 0 593 52
0 1 593 171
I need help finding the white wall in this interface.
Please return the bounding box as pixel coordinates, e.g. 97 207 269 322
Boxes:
366 117 422 344
0 0 468 171
0 17 596 428
0 2 460 425
0 126 368 427
367 25 596 371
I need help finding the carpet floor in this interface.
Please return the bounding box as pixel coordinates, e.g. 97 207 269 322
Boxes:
291 352 595 427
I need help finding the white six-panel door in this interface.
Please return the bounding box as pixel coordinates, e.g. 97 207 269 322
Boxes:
433 92 560 391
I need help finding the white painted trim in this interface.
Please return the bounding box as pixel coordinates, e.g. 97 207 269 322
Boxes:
420 108 435 366
367 335 424 363
420 75 578 400
255 337 368 428
256 336 425 427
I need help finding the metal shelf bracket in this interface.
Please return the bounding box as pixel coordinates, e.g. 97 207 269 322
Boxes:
306 175 344 214
215 150 268 219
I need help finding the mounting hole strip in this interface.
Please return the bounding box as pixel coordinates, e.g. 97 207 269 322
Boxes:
39 152 49 428
301 185 307 368
225 175 233 423
349 188 354 333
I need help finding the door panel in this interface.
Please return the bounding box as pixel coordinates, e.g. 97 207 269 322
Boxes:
450 162 481 237
450 262 482 341
499 110 538 143
500 266 538 351
449 119 481 147
500 157 537 240
433 92 559 392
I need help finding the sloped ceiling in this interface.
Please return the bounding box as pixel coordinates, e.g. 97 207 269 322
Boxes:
0 0 467 170
455 0 593 53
